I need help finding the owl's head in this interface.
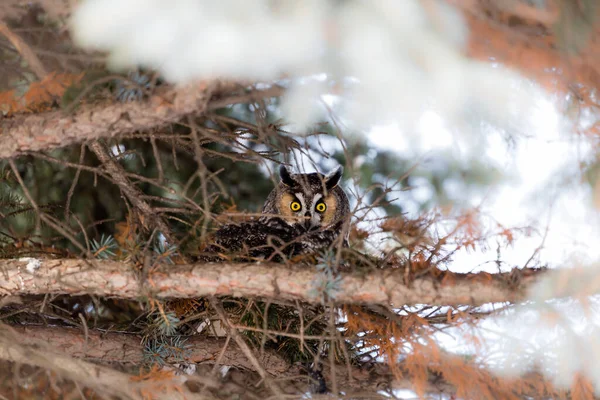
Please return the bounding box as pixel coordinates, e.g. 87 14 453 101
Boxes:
262 165 350 231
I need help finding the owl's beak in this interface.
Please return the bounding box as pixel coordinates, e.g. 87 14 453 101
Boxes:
303 212 313 231
304 212 320 231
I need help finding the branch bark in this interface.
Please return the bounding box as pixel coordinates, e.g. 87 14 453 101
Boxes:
0 325 221 400
0 83 285 160
0 324 451 397
9 325 288 374
0 326 148 400
3 324 563 399
0 258 543 307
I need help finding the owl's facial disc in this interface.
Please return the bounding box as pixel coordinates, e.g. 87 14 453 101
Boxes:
276 166 344 230
293 192 315 231
289 193 336 231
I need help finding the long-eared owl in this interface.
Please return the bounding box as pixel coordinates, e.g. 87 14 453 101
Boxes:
199 165 350 262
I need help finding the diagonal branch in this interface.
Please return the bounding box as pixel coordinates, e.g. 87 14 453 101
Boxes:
210 298 284 397
0 325 147 400
0 83 285 160
0 22 48 79
0 258 545 307
89 140 174 243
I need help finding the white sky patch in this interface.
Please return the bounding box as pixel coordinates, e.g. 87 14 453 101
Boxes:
367 88 600 272
369 123 409 155
417 110 453 150
366 89 600 391
110 144 124 155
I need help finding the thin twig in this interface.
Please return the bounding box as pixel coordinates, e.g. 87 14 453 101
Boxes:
211 297 284 398
0 22 47 79
89 140 175 244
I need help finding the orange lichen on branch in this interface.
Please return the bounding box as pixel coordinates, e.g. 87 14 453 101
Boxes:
0 72 83 117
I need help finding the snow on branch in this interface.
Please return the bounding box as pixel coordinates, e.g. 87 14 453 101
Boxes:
0 258 543 307
0 82 284 160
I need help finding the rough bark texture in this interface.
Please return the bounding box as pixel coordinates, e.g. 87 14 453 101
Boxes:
0 329 146 400
8 325 288 373
0 258 543 306
0 325 199 400
2 324 558 398
0 324 443 396
0 83 284 160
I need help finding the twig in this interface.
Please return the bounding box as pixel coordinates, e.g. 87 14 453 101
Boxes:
8 159 41 231
65 144 86 219
89 140 175 244
210 297 284 398
0 22 47 79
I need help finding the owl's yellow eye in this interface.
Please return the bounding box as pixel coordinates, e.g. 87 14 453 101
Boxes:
290 201 302 212
315 202 326 213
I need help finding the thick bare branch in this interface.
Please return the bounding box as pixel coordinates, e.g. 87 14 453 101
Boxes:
0 83 284 160
0 326 147 400
9 325 288 374
0 258 543 307
4 324 562 399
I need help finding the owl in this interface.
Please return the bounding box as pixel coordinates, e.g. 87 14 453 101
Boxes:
198 165 350 262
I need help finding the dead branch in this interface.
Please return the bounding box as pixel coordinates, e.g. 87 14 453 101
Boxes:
210 297 284 397
0 83 285 160
0 258 544 307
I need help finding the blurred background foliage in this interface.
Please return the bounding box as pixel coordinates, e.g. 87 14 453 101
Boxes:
0 4 523 258
0 97 501 256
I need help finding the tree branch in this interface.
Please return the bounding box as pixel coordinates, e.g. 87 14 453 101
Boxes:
0 83 285 160
8 325 288 374
0 258 544 307
0 22 48 79
0 325 148 400
89 140 175 243
4 324 564 399
450 0 600 97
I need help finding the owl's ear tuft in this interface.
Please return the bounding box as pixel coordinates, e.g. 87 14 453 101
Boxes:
279 165 296 186
325 166 343 190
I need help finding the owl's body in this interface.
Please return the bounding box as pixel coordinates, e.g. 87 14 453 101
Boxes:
199 165 349 262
